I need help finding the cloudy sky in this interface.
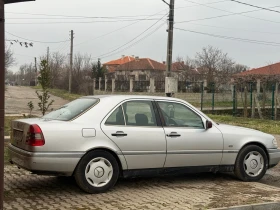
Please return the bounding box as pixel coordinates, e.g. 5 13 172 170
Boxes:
5 0 280 72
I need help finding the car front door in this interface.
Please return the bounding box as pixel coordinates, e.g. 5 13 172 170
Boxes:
101 100 167 170
156 100 223 168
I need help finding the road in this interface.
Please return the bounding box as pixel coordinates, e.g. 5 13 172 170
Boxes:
5 86 69 116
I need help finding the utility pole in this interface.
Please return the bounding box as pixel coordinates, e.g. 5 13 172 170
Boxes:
69 30 74 93
34 57 37 85
166 0 174 77
164 0 177 97
46 46 49 64
0 1 4 209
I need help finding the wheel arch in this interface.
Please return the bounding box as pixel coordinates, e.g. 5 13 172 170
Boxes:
72 147 125 177
235 141 269 166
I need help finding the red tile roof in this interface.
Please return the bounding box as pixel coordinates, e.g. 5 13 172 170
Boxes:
236 62 280 76
104 56 135 66
115 58 166 71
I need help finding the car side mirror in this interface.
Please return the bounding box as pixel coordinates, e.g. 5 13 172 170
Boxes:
206 120 212 129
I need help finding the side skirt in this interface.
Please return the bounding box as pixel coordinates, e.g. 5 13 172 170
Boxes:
123 165 234 178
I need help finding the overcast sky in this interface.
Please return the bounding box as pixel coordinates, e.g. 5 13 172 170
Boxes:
5 0 280 72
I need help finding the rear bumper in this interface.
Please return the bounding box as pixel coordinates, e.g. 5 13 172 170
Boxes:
268 149 280 168
8 144 85 176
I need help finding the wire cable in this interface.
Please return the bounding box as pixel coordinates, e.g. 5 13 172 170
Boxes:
96 23 165 60
180 0 280 24
175 27 280 47
176 4 280 24
93 13 167 59
6 31 69 44
74 9 168 48
230 0 280 14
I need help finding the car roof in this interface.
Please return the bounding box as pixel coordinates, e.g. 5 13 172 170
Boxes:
82 95 186 102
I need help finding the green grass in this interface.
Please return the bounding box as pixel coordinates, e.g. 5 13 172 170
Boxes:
32 86 81 101
209 114 280 135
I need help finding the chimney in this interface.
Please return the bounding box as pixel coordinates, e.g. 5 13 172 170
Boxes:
163 61 166 64
131 55 135 58
135 56 140 61
122 55 125 59
181 61 184 64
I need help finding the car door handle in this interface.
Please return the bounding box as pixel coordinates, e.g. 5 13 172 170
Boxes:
111 131 127 137
166 132 181 137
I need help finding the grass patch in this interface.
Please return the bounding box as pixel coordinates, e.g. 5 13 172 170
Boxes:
32 86 81 101
209 114 280 135
48 88 81 101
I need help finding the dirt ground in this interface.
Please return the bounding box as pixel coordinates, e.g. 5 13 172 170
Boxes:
5 86 69 116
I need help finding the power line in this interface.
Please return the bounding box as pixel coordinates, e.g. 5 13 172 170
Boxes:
181 0 280 24
6 31 69 43
176 5 280 24
176 0 229 9
230 0 280 14
96 23 165 60
6 19 164 24
174 27 280 47
6 11 166 19
184 22 280 35
74 9 168 48
92 13 167 60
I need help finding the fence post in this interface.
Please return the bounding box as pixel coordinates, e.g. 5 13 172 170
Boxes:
112 79 115 93
233 85 236 117
250 82 253 111
201 82 204 111
275 83 279 120
93 78 96 95
130 78 133 93
150 78 155 93
244 86 248 118
272 84 275 120
212 83 215 114
105 76 108 92
257 79 261 95
99 77 102 91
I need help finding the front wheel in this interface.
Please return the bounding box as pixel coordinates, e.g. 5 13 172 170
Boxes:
234 145 268 181
74 150 119 193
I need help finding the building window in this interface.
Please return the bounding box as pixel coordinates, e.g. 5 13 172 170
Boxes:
139 75 146 81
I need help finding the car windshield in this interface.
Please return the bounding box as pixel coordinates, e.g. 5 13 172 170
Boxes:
42 98 99 121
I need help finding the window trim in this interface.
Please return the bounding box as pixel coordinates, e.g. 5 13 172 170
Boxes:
155 100 205 129
103 99 162 127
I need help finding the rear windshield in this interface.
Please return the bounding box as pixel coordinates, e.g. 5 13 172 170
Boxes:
42 98 99 121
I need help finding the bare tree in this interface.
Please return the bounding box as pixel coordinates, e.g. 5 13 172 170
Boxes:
5 46 16 72
195 45 235 87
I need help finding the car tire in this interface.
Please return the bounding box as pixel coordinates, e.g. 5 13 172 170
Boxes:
234 145 268 182
74 150 119 193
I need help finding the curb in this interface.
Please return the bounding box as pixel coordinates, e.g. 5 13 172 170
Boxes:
210 202 280 210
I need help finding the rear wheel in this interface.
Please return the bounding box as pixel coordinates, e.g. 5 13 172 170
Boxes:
74 150 119 193
235 145 268 181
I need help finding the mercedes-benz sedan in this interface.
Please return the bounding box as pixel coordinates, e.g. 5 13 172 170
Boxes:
8 95 280 193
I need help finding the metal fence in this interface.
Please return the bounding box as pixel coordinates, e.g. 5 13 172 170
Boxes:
133 81 150 92
115 80 129 92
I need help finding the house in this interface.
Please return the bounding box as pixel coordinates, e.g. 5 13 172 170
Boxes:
103 55 135 73
235 62 280 77
104 56 206 83
112 57 167 81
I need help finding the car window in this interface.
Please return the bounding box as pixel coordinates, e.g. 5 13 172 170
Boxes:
157 101 204 129
123 101 156 126
105 106 125 126
43 98 98 121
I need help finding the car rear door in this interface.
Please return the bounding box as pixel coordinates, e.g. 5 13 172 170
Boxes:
101 99 167 170
156 100 224 168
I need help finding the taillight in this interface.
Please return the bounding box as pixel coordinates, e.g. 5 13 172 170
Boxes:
26 124 45 146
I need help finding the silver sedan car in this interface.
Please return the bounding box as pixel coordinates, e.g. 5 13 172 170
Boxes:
8 95 280 193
